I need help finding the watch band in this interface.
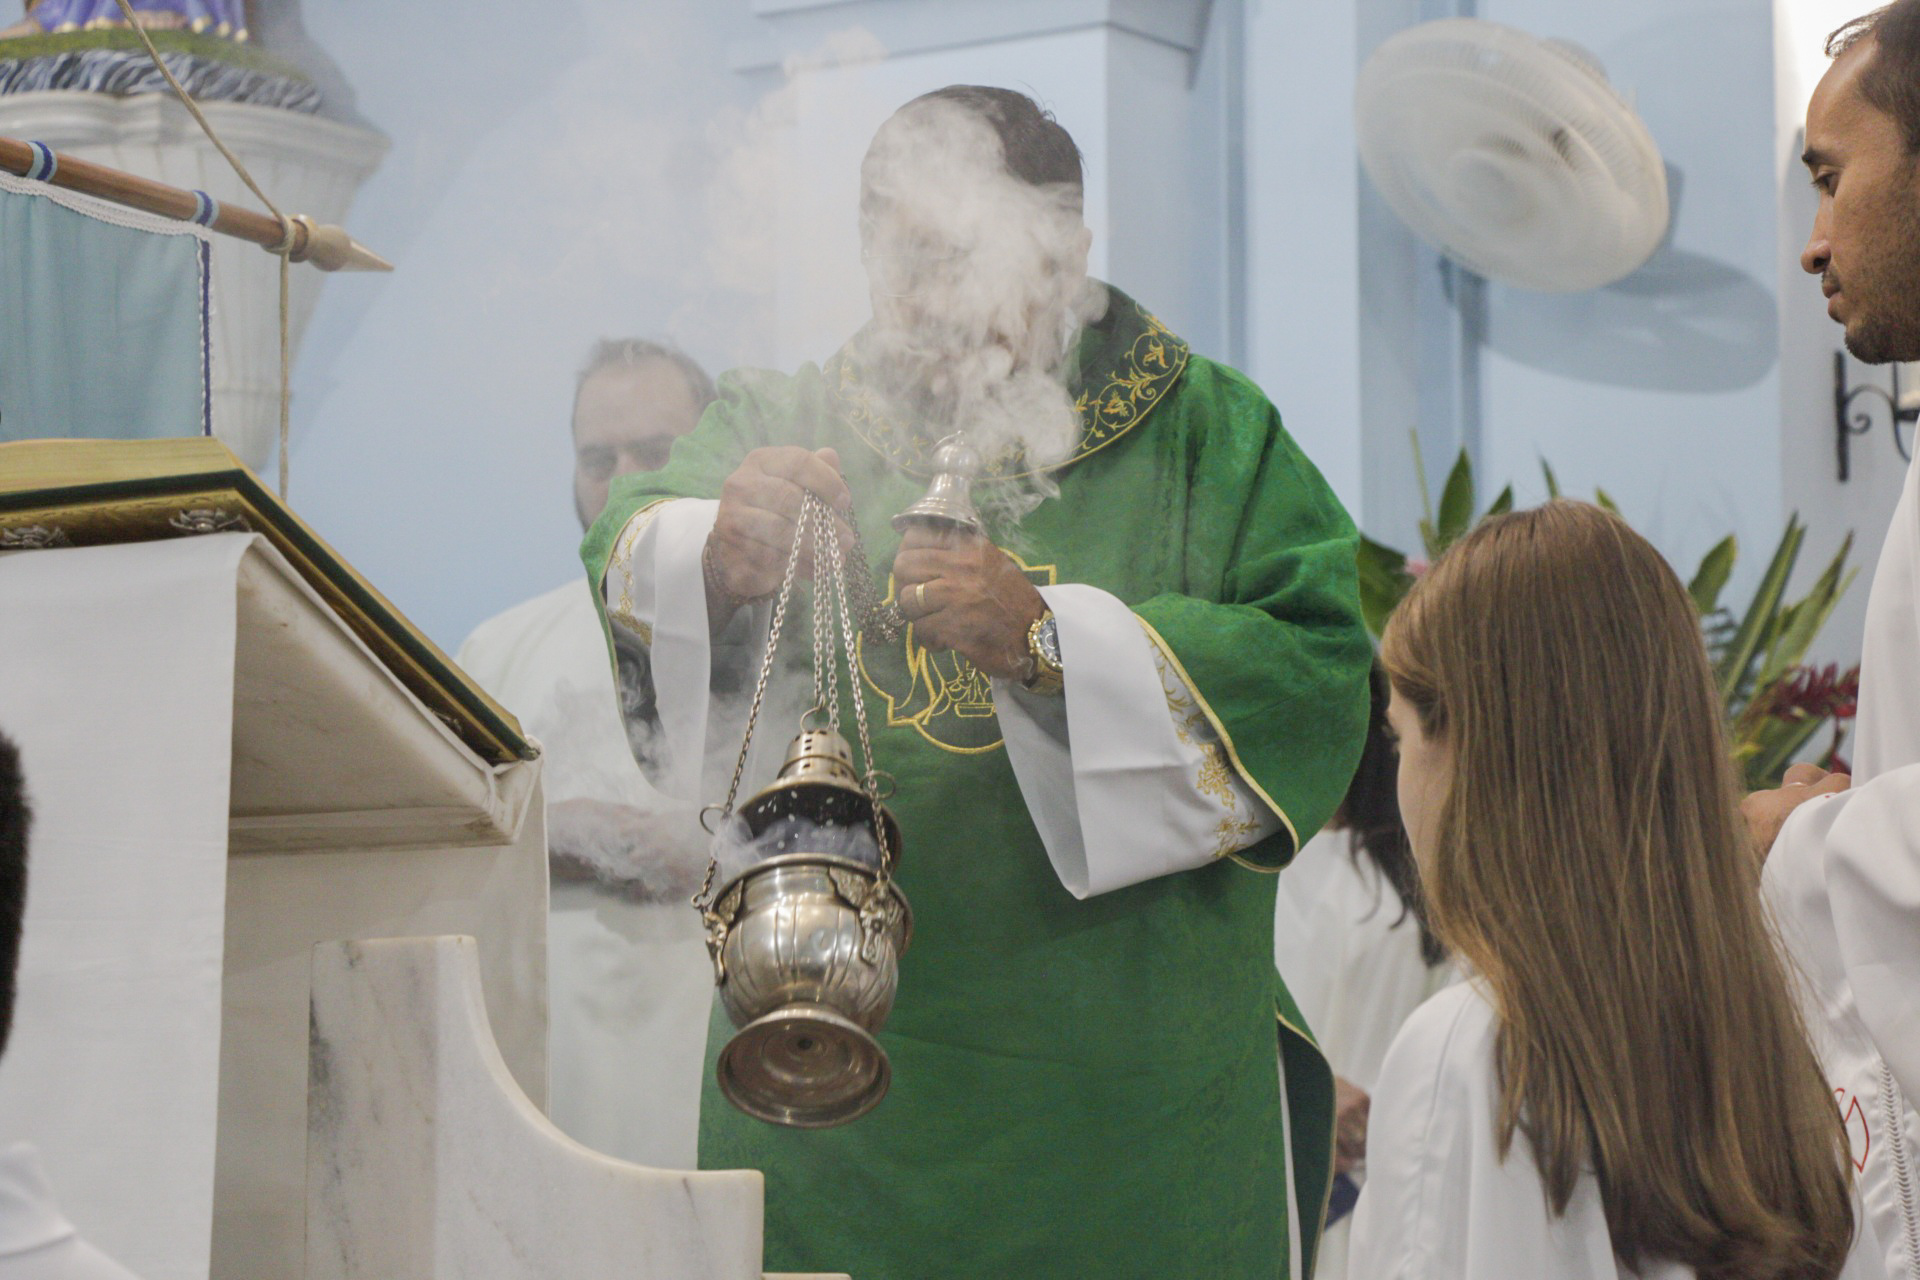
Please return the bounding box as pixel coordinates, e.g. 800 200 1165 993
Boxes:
1022 610 1065 696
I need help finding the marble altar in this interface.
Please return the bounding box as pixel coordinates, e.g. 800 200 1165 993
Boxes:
307 935 847 1280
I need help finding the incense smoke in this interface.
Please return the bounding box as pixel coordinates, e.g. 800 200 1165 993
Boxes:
854 94 1106 524
708 811 884 890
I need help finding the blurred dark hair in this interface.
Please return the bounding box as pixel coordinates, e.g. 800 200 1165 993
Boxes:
1829 3 1920 152
0 732 29 1059
897 85 1084 205
1338 660 1444 967
572 338 716 430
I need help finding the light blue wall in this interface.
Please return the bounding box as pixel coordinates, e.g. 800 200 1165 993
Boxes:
1473 0 1786 601
287 0 766 652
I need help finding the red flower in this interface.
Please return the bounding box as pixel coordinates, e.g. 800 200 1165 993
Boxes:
1755 663 1861 724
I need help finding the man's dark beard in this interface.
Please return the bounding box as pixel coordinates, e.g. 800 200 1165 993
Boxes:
1846 309 1920 364
1844 190 1920 364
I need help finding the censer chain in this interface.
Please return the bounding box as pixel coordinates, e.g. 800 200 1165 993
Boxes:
694 494 896 917
808 503 898 964
809 500 841 735
693 500 813 916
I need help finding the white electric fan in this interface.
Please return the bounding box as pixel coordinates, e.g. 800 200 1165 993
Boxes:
1356 19 1670 293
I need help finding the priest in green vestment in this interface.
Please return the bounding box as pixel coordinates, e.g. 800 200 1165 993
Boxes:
583 85 1370 1279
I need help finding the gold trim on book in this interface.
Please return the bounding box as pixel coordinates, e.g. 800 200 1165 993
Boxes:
0 438 532 766
1134 615 1301 867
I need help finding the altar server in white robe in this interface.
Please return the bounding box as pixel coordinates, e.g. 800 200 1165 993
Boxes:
457 338 716 1170
1741 7 1920 1273
1351 501 1871 1280
1273 661 1454 1279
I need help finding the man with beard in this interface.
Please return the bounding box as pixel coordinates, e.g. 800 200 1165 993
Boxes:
458 338 716 1171
584 86 1370 1278
1747 6 1920 1273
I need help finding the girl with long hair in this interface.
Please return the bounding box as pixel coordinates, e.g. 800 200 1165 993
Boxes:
1350 501 1868 1279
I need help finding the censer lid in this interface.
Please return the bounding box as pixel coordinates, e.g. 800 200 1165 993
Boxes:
892 437 984 536
738 728 903 869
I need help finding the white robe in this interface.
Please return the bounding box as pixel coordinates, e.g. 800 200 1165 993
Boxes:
0 1143 139 1280
456 579 714 1171
1765 448 1920 1278
1273 832 1456 1279
1349 984 1885 1280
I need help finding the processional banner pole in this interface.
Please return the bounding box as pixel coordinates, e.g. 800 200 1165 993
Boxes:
0 134 391 273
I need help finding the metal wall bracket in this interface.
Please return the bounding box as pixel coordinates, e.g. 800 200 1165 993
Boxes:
1836 351 1918 481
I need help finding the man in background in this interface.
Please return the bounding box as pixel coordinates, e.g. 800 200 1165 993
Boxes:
1749 5 1920 1273
457 338 715 1169
0 731 139 1279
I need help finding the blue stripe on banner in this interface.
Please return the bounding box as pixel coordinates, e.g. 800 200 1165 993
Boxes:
197 239 212 438
25 142 56 183
189 190 218 227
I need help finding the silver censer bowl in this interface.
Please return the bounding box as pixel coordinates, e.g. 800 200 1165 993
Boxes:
705 727 912 1127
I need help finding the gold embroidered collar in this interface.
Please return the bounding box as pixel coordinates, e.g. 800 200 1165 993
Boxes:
825 284 1191 480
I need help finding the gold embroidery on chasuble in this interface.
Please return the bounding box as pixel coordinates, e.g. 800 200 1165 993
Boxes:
1152 641 1268 860
608 499 671 647
829 299 1191 481
857 553 1057 755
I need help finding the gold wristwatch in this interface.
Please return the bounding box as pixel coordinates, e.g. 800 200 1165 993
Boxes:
1022 610 1065 696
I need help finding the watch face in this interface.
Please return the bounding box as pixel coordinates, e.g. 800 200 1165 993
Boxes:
1036 616 1062 666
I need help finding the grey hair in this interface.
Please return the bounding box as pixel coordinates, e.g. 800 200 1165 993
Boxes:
573 338 717 423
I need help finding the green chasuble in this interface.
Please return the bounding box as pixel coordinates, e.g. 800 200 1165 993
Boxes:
583 287 1370 1279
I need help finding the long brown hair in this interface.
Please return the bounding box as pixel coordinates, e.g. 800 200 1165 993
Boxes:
1380 501 1854 1280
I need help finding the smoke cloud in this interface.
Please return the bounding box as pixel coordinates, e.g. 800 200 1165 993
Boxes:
853 94 1106 523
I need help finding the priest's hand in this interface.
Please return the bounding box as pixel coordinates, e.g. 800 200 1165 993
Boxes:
705 447 853 630
1741 762 1851 859
892 527 1047 681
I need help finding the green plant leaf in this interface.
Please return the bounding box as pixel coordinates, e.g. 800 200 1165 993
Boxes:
1485 485 1515 518
1687 536 1737 617
1742 714 1831 790
1435 449 1475 551
1356 535 1413 639
1753 539 1856 694
1595 487 1621 516
1717 517 1805 705
1541 458 1561 499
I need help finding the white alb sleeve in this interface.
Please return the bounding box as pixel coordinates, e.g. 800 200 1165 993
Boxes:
996 583 1282 899
600 497 764 804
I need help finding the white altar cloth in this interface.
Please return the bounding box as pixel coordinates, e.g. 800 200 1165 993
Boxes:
0 534 243 1280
